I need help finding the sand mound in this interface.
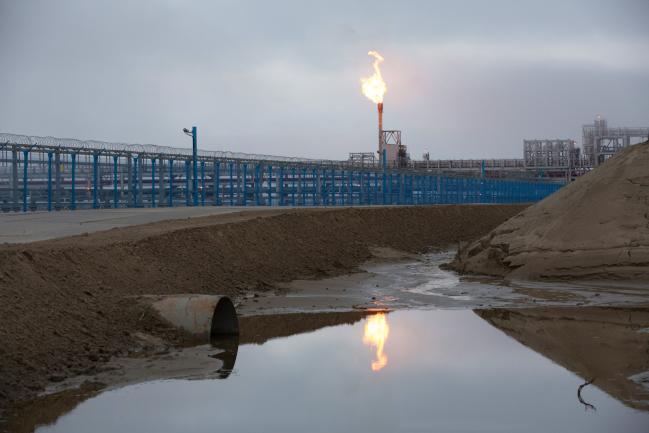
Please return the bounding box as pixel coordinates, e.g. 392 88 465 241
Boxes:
450 141 649 281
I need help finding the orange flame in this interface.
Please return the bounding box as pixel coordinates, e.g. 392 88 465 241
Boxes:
361 51 387 104
363 312 390 371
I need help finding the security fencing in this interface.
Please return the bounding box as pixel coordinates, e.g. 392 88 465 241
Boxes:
0 133 563 212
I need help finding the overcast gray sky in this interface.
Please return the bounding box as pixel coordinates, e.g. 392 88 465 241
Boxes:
1 0 648 160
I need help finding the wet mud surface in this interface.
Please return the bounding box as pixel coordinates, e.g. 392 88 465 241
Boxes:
239 251 649 315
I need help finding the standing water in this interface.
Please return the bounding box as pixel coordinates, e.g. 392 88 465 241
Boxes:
17 308 649 433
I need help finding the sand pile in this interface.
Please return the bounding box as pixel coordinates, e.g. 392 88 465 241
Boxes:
450 141 649 281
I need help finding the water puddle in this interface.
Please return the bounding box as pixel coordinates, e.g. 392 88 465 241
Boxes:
6 308 649 433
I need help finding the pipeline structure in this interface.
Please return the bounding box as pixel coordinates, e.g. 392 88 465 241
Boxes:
0 132 562 212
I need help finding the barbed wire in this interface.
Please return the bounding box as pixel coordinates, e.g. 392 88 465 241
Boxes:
0 132 570 181
0 132 330 164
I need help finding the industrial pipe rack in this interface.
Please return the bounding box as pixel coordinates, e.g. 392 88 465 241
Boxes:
0 133 563 212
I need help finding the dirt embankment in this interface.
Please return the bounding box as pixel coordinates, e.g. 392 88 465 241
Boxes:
0 205 524 408
450 141 649 281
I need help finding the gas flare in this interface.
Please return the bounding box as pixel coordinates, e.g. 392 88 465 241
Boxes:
363 312 390 371
361 51 387 104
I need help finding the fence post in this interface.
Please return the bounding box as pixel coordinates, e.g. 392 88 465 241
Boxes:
158 157 165 206
11 147 18 211
185 160 190 206
192 126 198 207
92 153 99 209
316 169 322 206
311 168 317 206
47 152 53 211
168 159 174 207
330 169 334 206
214 161 220 205
373 171 379 205
201 160 206 206
229 162 234 206
22 149 28 212
113 156 119 208
357 170 362 205
70 153 77 210
410 175 415 205
413 175 417 204
255 164 261 206
54 151 61 210
241 163 247 206
267 165 273 206
126 155 133 208
301 168 307 205
340 170 346 206
138 157 143 207
133 156 140 207
330 169 335 206
276 165 282 206
151 158 157 208
291 167 296 206
318 169 327 206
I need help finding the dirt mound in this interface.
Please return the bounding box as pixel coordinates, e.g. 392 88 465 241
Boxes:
450 141 649 281
0 205 524 409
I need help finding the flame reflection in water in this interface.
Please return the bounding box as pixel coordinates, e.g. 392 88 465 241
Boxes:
363 313 390 371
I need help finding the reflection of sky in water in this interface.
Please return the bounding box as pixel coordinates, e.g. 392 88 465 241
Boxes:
38 310 649 433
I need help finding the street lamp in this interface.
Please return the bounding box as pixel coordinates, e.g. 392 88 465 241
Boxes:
182 126 198 206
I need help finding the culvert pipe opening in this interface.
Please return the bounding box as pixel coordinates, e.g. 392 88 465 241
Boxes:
147 294 239 340
211 296 239 336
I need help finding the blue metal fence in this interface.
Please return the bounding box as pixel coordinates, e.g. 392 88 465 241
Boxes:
0 157 563 212
0 140 564 212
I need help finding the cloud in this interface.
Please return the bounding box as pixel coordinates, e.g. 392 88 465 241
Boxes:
0 0 648 160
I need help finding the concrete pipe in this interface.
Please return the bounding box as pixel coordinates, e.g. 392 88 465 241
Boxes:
147 294 239 340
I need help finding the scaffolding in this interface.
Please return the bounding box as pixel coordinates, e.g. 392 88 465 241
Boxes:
583 117 649 166
523 139 579 168
348 152 376 168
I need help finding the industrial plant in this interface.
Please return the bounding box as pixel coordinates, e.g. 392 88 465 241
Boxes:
1 116 645 212
3 2 649 432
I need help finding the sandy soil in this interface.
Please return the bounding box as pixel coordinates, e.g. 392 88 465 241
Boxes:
0 205 525 409
450 141 649 281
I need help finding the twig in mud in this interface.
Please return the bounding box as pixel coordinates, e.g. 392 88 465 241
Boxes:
577 378 597 412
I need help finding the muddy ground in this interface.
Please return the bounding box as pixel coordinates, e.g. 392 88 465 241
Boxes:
0 205 525 409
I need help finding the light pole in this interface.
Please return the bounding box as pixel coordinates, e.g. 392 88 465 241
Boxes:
183 126 198 206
